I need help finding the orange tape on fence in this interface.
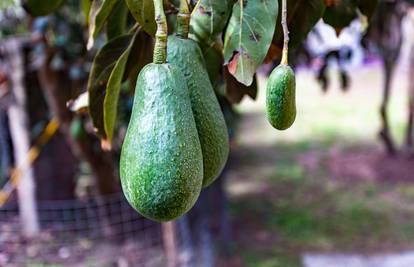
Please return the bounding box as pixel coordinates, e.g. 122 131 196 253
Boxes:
0 118 59 207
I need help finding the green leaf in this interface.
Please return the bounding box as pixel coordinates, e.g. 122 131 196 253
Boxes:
103 30 140 143
124 31 153 88
87 0 120 49
126 0 156 36
88 34 134 137
223 0 278 86
197 41 225 88
80 0 92 25
273 0 325 51
88 30 152 139
24 0 65 16
201 42 224 85
190 0 232 45
107 0 129 41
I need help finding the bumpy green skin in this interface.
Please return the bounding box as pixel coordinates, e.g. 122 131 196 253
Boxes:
167 35 229 187
266 64 296 131
120 63 203 222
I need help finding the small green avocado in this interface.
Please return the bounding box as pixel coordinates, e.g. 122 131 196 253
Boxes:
167 35 229 188
120 63 203 222
266 64 296 130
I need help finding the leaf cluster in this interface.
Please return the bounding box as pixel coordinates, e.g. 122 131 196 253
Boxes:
22 0 379 143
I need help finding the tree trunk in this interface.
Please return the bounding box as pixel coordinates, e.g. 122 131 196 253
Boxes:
370 1 404 155
3 38 40 237
162 221 179 267
177 215 195 267
37 47 118 195
404 15 414 152
22 63 78 201
0 111 12 181
214 171 232 246
405 48 414 152
198 196 215 267
34 132 77 201
379 59 397 156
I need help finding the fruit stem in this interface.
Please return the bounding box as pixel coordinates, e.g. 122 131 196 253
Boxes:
153 0 168 64
177 0 190 38
281 0 289 65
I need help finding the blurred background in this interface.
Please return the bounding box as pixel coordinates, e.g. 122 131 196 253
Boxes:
1 1 414 267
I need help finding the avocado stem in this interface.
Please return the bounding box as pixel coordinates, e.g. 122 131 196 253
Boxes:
280 0 289 65
153 0 168 64
177 0 190 39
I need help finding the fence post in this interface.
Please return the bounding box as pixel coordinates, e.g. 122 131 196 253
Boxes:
3 38 40 237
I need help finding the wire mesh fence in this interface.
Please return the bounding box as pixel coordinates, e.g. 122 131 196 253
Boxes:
0 193 169 266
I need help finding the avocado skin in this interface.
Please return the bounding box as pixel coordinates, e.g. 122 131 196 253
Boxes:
167 35 229 187
120 63 203 222
266 64 296 130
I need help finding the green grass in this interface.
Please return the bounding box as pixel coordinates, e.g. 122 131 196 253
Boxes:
244 250 300 267
229 153 414 264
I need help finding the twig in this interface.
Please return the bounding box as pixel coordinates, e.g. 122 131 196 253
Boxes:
281 0 289 65
177 0 190 38
153 0 168 64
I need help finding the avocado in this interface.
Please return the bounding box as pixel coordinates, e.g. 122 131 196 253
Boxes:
266 64 296 130
120 63 203 222
167 35 229 187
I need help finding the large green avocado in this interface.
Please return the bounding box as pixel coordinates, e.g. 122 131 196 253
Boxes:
120 63 203 222
167 35 229 187
266 64 296 130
